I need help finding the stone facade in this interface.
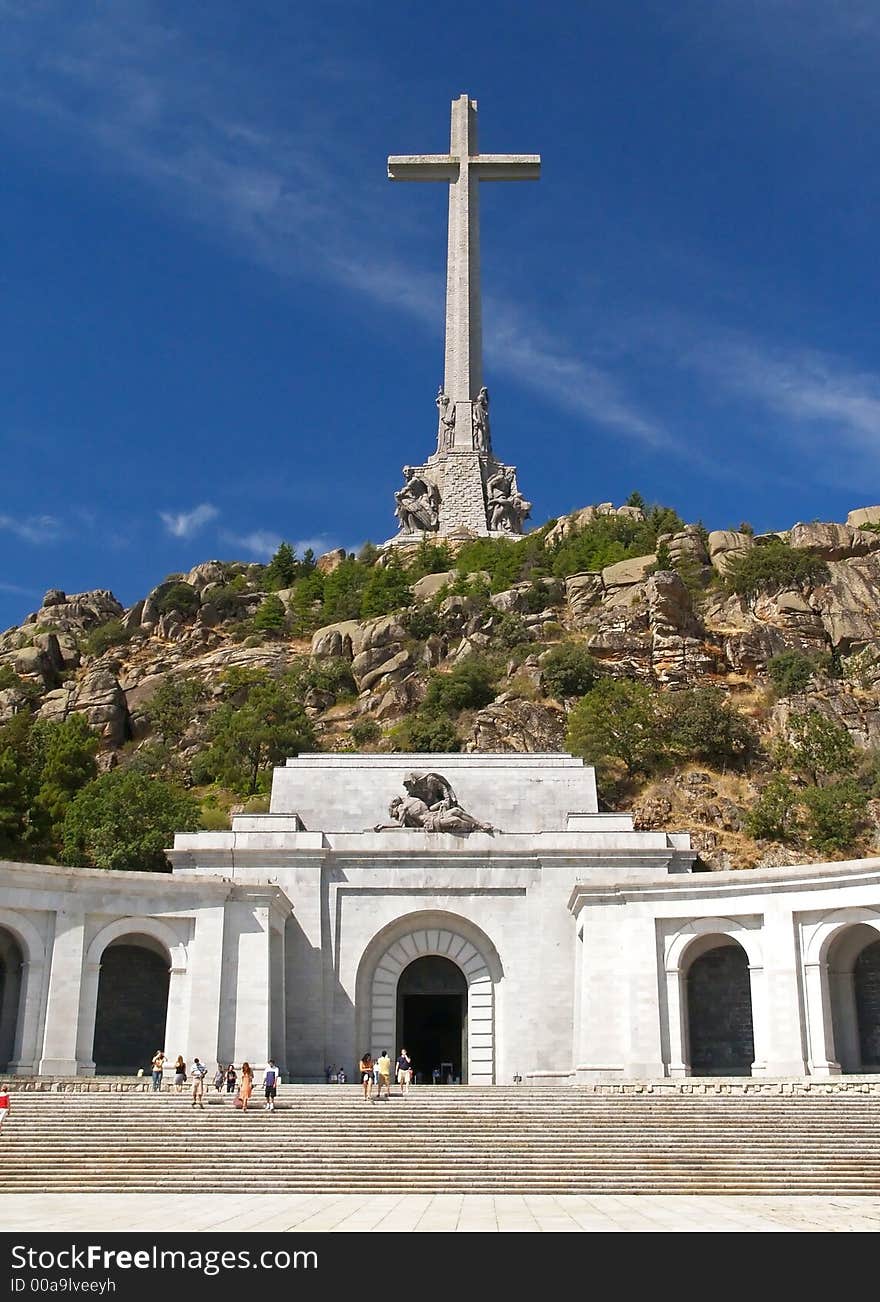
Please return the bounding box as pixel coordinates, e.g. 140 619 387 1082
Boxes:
2 752 879 1087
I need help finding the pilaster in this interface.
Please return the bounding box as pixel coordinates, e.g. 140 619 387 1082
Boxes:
39 908 88 1074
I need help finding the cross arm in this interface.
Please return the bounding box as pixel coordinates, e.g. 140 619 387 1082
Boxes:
471 155 541 181
387 154 458 181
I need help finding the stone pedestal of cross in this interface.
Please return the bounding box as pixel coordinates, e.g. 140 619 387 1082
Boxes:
387 95 540 540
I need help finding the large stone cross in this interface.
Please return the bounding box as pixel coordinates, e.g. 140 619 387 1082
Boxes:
388 94 540 448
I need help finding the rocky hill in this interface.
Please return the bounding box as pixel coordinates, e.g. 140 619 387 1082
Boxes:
5 499 880 870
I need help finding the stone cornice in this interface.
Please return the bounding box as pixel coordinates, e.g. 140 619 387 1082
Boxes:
0 859 233 894
567 855 880 912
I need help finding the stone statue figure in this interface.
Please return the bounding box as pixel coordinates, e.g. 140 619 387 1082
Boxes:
394 467 440 533
435 387 456 451
472 385 491 453
486 468 531 533
374 771 494 834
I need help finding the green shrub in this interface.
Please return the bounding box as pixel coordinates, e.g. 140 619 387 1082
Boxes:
767 650 817 697
488 611 534 651
787 710 854 785
252 594 287 633
723 541 828 600
205 585 246 619
550 504 684 580
745 775 800 842
82 620 132 657
540 644 597 700
566 678 664 779
297 658 356 701
351 718 381 746
199 805 231 831
398 711 461 753
360 557 412 619
155 583 200 617
403 607 441 641
663 688 756 767
802 780 868 853
422 656 497 715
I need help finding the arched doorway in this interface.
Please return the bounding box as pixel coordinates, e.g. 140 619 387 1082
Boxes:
686 937 755 1076
92 935 170 1074
827 924 880 1073
0 927 24 1070
397 956 467 1084
357 913 501 1085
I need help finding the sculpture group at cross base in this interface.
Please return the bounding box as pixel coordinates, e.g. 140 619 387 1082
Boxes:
394 467 440 533
374 772 494 834
486 466 531 533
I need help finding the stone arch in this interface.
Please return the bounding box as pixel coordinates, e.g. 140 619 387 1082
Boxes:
801 908 880 1076
86 919 184 1076
664 917 763 1078
0 908 47 1074
666 917 763 974
824 917 880 1074
803 907 880 968
86 917 188 970
356 911 502 1085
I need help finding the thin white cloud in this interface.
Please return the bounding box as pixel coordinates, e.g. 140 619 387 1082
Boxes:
0 580 40 595
221 530 282 561
159 503 219 539
0 513 63 544
487 306 672 449
681 333 880 453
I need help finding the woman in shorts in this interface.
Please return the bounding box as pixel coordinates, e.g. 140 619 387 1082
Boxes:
359 1052 373 1101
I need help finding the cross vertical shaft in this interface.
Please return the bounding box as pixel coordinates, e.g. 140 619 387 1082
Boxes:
445 96 481 409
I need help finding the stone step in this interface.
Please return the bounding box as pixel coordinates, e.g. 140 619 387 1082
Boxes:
6 1089 880 1196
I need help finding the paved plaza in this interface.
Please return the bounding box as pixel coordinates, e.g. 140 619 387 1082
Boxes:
2 1193 879 1233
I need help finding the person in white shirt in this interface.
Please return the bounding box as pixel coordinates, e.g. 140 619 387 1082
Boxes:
190 1057 208 1109
263 1060 280 1112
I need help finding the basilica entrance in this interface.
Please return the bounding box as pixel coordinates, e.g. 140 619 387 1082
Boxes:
397 956 467 1083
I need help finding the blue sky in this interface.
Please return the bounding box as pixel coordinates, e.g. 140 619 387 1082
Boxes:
3 0 880 629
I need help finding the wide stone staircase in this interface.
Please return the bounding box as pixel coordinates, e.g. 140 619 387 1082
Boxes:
3 1085 880 1194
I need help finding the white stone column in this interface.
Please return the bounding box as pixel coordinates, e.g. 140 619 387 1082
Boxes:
8 960 46 1075
574 910 628 1081
829 970 859 1072
759 910 808 1075
231 901 273 1069
269 922 287 1072
804 960 841 1076
185 904 226 1068
747 962 768 1074
39 909 88 1074
622 915 666 1078
163 966 190 1073
665 969 691 1077
75 961 100 1073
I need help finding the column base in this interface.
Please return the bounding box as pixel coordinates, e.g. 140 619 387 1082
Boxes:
37 1059 94 1076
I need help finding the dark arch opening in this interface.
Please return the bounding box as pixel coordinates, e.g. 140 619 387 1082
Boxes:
854 938 880 1072
686 940 755 1076
0 928 24 1071
93 937 170 1075
397 955 467 1085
